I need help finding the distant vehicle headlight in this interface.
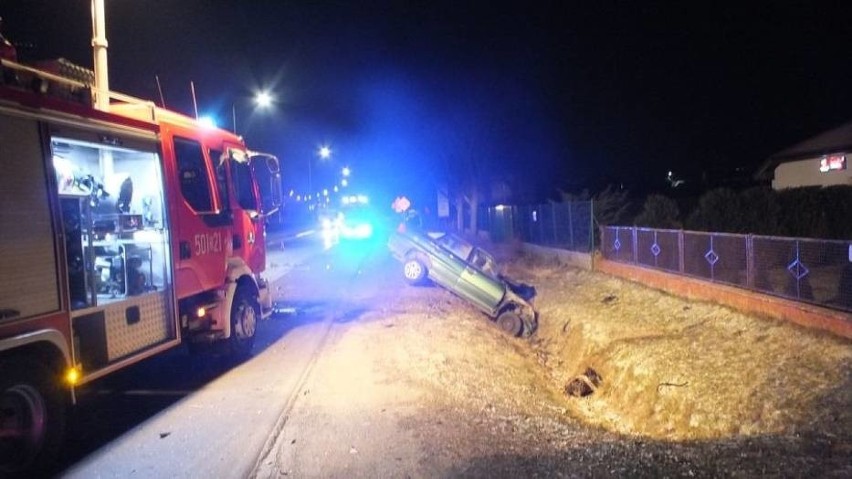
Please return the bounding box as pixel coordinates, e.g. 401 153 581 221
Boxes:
341 222 373 239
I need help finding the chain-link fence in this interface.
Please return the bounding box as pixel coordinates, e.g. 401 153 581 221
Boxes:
480 201 594 252
601 226 852 313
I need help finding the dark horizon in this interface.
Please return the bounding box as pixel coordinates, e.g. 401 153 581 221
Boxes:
4 1 851 204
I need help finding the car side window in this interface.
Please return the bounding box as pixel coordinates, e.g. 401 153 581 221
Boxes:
437 234 473 260
471 249 486 269
472 249 499 278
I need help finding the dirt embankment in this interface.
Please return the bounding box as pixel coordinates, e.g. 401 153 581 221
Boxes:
516 257 851 441
302 243 852 476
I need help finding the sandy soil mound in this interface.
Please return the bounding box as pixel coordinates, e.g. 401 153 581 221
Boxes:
502 249 852 441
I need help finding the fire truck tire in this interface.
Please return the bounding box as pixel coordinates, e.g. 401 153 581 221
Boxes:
0 357 66 478
229 288 259 359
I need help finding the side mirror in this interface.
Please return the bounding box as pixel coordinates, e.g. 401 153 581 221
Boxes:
249 152 283 217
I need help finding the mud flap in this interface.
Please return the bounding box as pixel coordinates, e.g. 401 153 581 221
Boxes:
258 278 272 319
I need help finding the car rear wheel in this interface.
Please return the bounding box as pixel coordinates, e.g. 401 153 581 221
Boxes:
403 258 427 285
496 310 523 337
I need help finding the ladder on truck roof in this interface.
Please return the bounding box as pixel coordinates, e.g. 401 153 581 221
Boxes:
0 58 192 127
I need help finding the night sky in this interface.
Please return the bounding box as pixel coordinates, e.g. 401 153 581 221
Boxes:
4 1 852 204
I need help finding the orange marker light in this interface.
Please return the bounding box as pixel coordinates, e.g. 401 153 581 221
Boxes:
65 367 81 385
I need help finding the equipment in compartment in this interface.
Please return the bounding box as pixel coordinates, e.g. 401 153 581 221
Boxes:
54 138 168 307
92 241 153 297
60 196 89 309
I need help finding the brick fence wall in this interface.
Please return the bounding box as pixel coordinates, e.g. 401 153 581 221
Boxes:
595 257 852 340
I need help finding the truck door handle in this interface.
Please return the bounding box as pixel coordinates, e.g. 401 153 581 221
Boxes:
179 241 191 259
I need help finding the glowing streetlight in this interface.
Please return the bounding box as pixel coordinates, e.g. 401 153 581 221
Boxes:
254 90 273 108
231 89 275 134
310 145 332 199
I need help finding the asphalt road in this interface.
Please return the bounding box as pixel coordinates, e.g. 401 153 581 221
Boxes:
53 231 386 478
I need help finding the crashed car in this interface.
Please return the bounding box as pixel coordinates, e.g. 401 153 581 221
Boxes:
387 226 538 337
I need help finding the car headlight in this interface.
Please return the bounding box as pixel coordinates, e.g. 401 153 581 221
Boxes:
341 223 373 238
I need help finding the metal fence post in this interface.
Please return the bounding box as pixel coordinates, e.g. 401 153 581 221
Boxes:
632 226 638 263
589 200 595 253
567 202 574 249
794 239 801 299
551 204 558 245
746 234 754 289
526 206 533 242
511 205 518 241
678 229 685 273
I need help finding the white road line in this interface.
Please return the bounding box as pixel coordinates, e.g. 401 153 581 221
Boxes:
95 389 191 397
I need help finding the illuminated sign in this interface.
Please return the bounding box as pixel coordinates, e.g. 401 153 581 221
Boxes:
819 154 847 172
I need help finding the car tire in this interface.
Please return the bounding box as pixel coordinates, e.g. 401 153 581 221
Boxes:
0 357 66 478
229 287 259 360
403 258 427 285
496 310 523 337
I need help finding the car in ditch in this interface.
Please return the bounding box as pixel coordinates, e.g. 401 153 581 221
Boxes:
387 226 538 337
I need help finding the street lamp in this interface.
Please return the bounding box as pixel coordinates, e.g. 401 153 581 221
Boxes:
255 90 273 108
232 90 275 134
311 145 332 198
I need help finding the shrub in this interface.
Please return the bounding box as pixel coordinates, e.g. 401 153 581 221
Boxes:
634 194 680 229
682 185 850 239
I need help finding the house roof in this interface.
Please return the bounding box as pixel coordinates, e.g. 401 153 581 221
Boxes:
756 120 852 179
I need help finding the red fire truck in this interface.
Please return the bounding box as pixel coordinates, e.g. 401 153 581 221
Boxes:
0 59 281 475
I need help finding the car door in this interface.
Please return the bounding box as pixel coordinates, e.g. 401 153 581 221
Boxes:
457 247 505 314
429 235 493 311
424 238 468 291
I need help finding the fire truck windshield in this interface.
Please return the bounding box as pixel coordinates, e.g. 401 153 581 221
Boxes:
249 152 282 216
231 159 257 211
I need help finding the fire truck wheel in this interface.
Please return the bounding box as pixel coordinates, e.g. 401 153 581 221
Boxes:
229 288 259 359
0 357 66 477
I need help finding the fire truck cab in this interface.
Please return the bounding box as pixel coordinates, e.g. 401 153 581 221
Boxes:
0 59 281 476
109 102 281 354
